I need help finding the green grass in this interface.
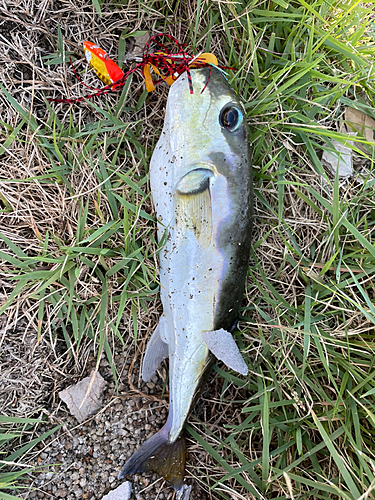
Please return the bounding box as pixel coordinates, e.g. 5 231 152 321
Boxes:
0 416 59 500
1 0 375 498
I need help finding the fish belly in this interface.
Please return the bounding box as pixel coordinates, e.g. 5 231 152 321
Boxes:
160 227 224 442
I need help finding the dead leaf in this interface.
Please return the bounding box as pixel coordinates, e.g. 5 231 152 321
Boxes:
345 106 375 152
123 31 150 62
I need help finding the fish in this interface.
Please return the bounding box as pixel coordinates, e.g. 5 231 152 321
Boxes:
118 66 253 498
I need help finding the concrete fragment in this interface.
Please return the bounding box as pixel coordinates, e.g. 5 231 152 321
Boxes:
59 370 107 423
101 481 132 500
177 484 192 500
321 139 354 179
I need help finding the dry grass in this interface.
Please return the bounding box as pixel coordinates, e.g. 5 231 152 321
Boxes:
1 0 375 499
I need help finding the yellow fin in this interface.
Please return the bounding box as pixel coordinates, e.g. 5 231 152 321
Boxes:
118 429 186 491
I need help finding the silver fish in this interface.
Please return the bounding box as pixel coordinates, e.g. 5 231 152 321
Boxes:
118 67 253 498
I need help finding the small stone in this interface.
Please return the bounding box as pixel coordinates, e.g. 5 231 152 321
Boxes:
71 472 79 481
64 440 73 450
59 371 107 423
56 488 68 497
102 481 132 500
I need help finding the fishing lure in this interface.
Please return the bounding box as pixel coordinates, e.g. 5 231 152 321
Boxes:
83 41 124 88
48 33 236 104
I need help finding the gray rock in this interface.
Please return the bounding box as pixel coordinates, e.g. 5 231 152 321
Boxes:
321 139 354 179
102 481 132 500
59 371 107 423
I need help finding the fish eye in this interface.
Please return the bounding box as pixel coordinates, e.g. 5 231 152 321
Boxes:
219 105 243 131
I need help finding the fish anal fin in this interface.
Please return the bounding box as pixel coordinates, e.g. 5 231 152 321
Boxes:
202 328 248 376
118 426 186 491
142 319 169 382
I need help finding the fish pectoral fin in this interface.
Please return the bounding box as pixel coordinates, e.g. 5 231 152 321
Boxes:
142 319 169 382
175 168 213 246
176 168 214 195
202 328 248 376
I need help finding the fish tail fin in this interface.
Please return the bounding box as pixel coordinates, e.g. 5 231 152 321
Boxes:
118 422 186 491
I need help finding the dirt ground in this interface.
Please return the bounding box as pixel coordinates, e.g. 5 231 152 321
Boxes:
2 1 373 500
1 315 235 499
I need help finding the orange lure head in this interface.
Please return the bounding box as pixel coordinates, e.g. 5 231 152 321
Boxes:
83 41 124 88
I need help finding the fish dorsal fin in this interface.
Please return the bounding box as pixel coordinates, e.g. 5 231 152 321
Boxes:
202 328 248 375
142 318 169 382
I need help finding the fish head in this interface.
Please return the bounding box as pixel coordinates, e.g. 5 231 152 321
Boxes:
150 66 252 248
162 67 248 172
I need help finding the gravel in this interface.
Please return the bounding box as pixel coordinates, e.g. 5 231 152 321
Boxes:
13 352 210 500
21 369 174 499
